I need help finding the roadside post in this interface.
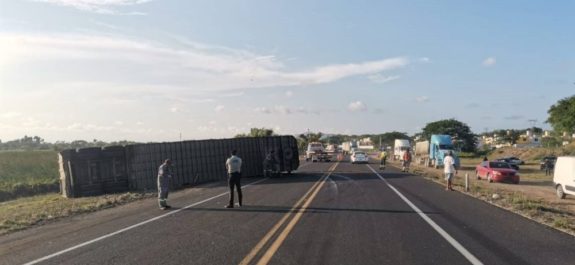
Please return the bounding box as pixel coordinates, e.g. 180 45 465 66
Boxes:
465 173 469 192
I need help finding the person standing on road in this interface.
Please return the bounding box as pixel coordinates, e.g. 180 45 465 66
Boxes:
401 149 412 172
264 150 279 177
444 151 457 191
379 150 388 170
225 150 243 208
157 159 173 210
544 159 553 176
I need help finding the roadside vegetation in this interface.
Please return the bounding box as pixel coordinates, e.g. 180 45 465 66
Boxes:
0 151 60 202
0 192 153 235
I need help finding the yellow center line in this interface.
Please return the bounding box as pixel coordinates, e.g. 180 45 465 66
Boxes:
239 162 338 265
254 162 338 265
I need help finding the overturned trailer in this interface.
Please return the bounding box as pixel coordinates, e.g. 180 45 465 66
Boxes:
59 136 299 198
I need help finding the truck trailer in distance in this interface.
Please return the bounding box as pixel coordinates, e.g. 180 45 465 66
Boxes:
414 134 460 169
394 139 411 160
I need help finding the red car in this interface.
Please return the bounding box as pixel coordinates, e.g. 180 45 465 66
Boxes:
476 161 520 184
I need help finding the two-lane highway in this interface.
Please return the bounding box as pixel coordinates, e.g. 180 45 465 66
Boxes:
1 159 574 265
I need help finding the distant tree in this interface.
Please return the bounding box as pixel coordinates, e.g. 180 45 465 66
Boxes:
420 119 477 152
531 127 543 134
323 134 347 145
547 94 575 135
234 128 275 138
297 132 323 151
370 131 410 148
541 137 563 148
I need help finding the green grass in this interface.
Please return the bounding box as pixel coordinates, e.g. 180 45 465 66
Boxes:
0 151 60 201
0 192 153 234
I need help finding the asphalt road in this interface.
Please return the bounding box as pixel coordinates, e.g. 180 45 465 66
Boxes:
1 159 575 265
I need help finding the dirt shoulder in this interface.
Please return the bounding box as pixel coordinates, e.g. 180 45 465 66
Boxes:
389 159 575 236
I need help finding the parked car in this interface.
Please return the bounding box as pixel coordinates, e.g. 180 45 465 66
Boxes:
540 156 557 170
505 156 524 165
351 151 369 164
553 156 575 199
493 158 520 170
476 161 520 184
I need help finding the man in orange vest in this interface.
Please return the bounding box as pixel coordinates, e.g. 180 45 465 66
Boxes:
402 150 412 172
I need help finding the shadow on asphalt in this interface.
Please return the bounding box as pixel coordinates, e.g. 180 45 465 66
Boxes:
179 205 437 215
250 171 414 185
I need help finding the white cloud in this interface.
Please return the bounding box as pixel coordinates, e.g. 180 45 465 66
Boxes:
254 107 272 114
190 98 215 103
285 90 294 97
219 91 244 98
0 32 412 141
0 33 409 93
0 112 24 119
348 101 367 112
419 57 431 63
415 96 429 103
253 106 319 115
274 105 291 115
32 0 153 15
66 122 114 131
214 105 225 112
367 74 400 84
482 57 496 67
295 107 317 114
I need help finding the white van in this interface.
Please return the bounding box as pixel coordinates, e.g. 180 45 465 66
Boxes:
553 156 575 199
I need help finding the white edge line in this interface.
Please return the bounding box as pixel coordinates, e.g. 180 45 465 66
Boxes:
22 178 269 265
366 165 483 265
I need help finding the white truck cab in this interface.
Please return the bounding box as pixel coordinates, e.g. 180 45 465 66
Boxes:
553 156 575 199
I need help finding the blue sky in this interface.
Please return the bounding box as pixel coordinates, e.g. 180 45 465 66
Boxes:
0 0 573 142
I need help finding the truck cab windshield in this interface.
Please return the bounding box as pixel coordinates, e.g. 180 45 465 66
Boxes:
438 144 453 150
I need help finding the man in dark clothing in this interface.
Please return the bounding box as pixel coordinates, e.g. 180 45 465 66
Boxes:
264 150 279 177
544 159 554 176
225 150 243 208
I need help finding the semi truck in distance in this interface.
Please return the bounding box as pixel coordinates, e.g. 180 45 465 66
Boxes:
305 142 332 162
394 139 411 160
414 134 460 169
342 140 358 154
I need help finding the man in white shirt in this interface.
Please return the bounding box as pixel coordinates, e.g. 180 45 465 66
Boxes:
444 151 457 191
225 150 243 208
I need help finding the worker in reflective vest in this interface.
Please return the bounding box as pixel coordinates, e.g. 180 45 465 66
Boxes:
157 159 172 210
